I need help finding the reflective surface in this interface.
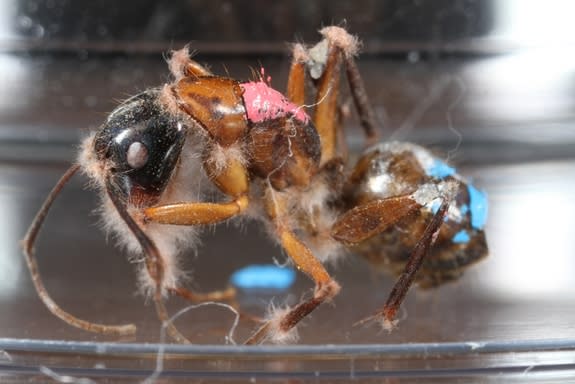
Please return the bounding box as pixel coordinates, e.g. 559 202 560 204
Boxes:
1 1 575 382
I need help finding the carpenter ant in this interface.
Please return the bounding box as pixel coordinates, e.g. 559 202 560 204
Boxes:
22 26 488 344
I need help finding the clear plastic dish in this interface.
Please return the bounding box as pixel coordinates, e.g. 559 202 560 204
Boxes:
1 2 575 382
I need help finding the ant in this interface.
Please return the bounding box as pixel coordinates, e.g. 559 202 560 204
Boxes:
22 26 488 344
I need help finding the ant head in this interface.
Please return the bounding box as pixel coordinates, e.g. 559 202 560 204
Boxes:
94 89 186 206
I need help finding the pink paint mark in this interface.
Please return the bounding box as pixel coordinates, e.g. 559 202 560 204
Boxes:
240 81 309 124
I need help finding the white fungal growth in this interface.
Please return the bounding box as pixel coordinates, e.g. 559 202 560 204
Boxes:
78 132 209 297
77 132 106 189
307 39 330 80
412 182 442 207
319 26 360 57
263 304 300 344
291 43 310 64
168 46 192 81
206 142 247 177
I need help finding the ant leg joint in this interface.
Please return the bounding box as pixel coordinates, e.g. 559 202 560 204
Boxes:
319 26 360 57
292 43 309 63
316 279 341 301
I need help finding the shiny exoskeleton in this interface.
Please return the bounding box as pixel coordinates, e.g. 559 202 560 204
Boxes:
22 26 488 344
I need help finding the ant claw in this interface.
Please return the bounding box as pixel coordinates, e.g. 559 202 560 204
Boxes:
354 311 399 333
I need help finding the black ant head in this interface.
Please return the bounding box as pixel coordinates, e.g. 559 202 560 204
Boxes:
94 89 186 206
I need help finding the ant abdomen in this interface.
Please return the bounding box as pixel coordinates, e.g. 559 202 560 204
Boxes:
345 142 489 288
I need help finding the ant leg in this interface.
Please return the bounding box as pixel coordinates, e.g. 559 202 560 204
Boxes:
106 180 191 343
144 159 249 225
143 196 248 225
168 47 213 80
306 27 380 165
170 286 236 303
21 164 137 336
286 43 308 106
245 191 340 345
332 188 453 328
183 60 212 77
331 195 421 245
143 159 255 329
152 286 191 344
284 29 348 164
286 41 349 163
319 26 379 145
311 30 345 165
341 48 379 146
358 200 450 329
331 190 451 329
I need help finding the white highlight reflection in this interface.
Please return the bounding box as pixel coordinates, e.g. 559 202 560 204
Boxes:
482 162 575 300
465 49 575 123
0 175 22 298
466 0 575 124
492 0 575 46
0 1 15 40
0 1 31 122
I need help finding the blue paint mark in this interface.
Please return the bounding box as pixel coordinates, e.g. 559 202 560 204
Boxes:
230 264 296 291
426 159 456 180
467 184 488 229
452 229 471 244
460 204 469 215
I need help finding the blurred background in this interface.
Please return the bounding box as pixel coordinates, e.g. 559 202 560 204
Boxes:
0 0 574 382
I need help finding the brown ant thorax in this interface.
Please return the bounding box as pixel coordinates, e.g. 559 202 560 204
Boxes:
342 142 488 288
170 67 322 191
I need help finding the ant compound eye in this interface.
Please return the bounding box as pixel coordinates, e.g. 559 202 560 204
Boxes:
126 141 148 169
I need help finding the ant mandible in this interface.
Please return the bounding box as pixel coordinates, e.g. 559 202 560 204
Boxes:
23 26 488 344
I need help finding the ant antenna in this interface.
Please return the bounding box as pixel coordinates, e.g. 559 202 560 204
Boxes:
21 164 137 336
